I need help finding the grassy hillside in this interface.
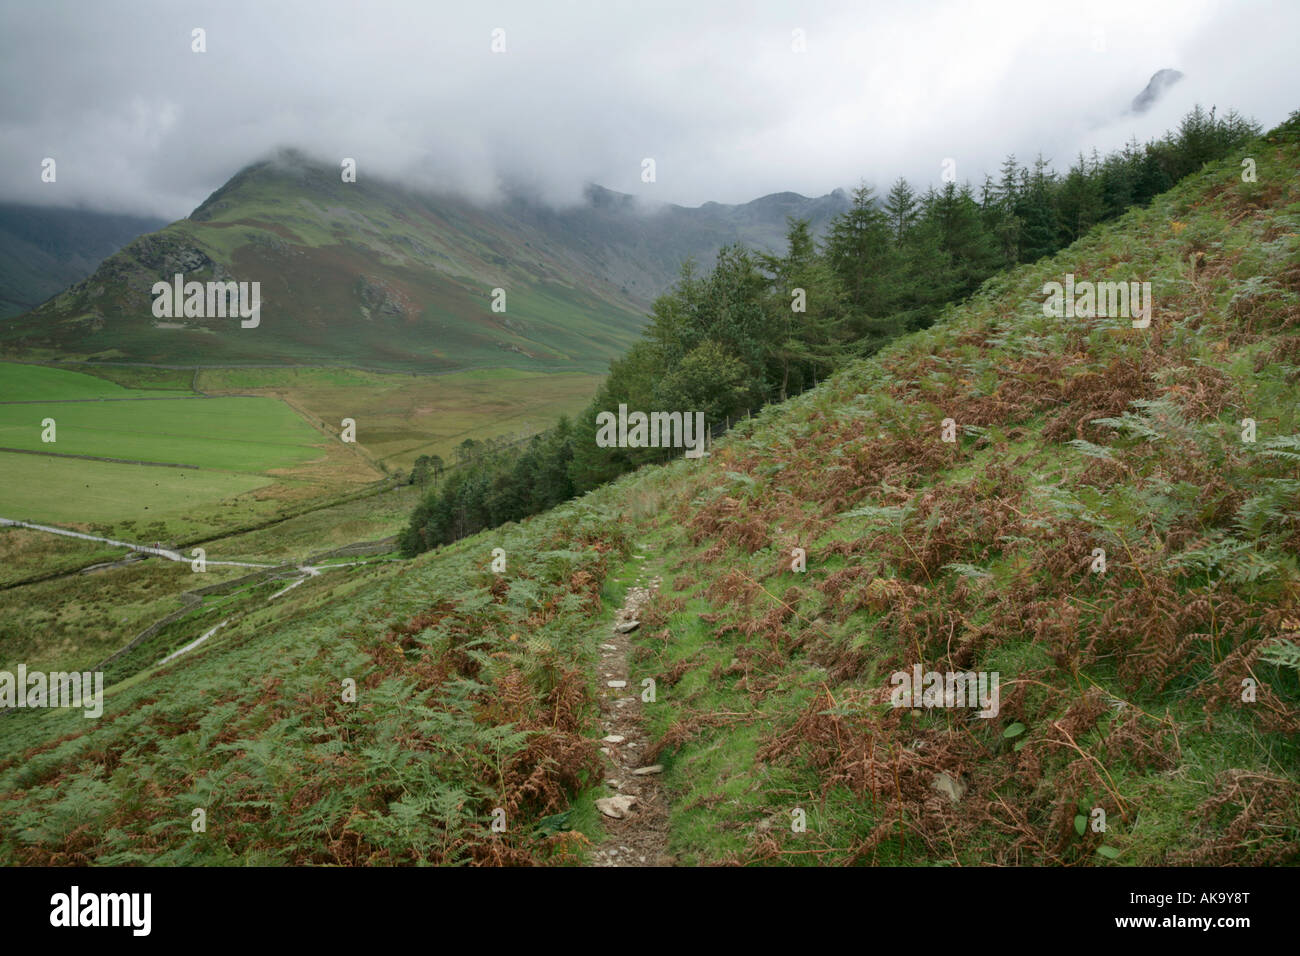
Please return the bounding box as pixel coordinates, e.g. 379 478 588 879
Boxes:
1 122 1297 866
0 153 848 373
0 157 642 372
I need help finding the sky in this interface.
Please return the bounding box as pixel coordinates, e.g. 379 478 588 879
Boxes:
1 0 1297 219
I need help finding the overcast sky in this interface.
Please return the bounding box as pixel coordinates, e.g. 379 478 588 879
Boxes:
1 0 1297 219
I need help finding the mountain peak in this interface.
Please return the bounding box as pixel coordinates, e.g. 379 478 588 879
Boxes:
1131 68 1185 114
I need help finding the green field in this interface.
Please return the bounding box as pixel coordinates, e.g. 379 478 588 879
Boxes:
0 453 275 528
0 363 377 534
0 362 187 401
0 361 603 534
0 396 324 470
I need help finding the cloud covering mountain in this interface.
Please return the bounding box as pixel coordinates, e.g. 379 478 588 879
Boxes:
1 0 1297 220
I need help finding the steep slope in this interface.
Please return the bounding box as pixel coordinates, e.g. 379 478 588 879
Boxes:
2 121 1296 867
0 203 166 319
625 118 1300 866
0 152 848 372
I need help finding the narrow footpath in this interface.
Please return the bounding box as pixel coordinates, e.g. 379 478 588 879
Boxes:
589 569 673 866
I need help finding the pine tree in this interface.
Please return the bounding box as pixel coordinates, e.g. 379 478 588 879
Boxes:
883 177 920 244
924 182 1002 298
1056 152 1104 244
1015 154 1058 263
826 184 897 332
759 218 843 399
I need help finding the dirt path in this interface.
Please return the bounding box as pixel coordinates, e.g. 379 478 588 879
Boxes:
0 516 275 568
1 516 396 678
588 570 673 867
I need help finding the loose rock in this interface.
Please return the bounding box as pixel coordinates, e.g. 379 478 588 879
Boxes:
932 771 967 804
596 794 638 819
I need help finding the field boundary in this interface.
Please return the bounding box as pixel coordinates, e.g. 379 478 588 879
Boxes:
0 446 199 468
0 396 209 405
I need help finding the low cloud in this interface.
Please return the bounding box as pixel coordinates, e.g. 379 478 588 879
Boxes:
1 0 1296 220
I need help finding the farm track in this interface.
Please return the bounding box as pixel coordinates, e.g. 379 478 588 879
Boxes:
0 517 277 568
0 477 400 591
0 515 402 707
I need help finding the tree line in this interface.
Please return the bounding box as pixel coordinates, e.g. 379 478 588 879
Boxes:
399 105 1260 557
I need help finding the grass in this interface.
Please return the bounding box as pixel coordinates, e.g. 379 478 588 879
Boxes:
0 502 627 865
0 362 188 401
196 365 603 470
0 452 274 530
0 396 323 471
602 128 1300 866
70 365 196 392
0 367 388 537
0 561 253 674
0 526 121 586
194 482 421 563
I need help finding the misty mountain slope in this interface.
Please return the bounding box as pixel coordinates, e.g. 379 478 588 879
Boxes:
2 118 1296 868
0 153 848 372
0 203 166 319
505 184 851 301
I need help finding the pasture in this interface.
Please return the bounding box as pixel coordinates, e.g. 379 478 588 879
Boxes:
0 396 323 471
0 362 376 534
196 365 603 469
0 360 601 538
0 361 185 401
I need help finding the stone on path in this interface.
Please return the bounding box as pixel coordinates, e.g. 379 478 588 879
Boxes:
632 764 663 776
595 794 638 819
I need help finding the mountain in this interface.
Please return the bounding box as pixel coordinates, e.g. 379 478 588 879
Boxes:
505 183 850 302
4 115 1296 866
1131 68 1184 114
0 203 166 319
0 152 849 372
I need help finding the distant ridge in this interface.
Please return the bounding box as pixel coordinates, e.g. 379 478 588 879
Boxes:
1 151 850 371
1131 68 1184 114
